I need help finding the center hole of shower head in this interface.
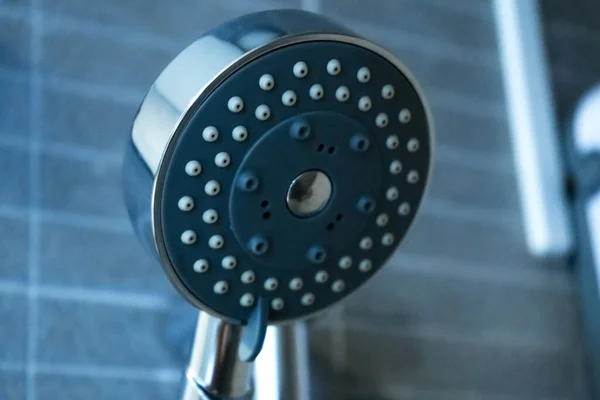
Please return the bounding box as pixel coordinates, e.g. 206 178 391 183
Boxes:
286 170 332 218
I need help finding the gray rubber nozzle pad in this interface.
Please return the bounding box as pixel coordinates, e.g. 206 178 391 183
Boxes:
160 39 431 323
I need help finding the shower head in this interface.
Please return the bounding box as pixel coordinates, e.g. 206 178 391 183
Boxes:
123 9 432 360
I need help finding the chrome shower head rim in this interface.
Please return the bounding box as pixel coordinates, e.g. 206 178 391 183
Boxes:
149 32 435 324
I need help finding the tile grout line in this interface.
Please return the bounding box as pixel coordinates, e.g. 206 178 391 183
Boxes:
342 317 574 354
0 128 513 175
390 252 573 293
0 279 170 310
34 285 169 310
0 64 504 121
0 205 132 234
34 363 181 383
422 198 521 229
26 0 42 398
0 362 181 383
0 193 522 237
0 130 513 174
0 197 522 235
0 361 25 373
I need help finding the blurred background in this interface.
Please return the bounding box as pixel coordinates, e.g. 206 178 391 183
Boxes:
0 0 598 399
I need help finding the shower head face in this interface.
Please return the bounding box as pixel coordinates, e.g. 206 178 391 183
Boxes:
155 37 431 324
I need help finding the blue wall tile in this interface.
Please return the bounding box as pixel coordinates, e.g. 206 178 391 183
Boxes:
37 299 175 367
0 371 25 400
39 222 170 293
41 87 137 152
0 75 29 136
0 218 28 281
39 151 126 218
0 147 29 207
0 294 27 362
0 14 30 72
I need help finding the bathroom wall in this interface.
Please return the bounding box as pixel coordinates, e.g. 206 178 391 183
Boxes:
0 0 590 398
313 1 589 398
540 0 600 128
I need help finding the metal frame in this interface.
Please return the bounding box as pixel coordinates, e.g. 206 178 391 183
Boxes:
493 0 573 258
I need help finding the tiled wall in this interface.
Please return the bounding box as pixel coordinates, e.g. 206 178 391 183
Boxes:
0 0 590 399
315 3 588 398
540 0 600 127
